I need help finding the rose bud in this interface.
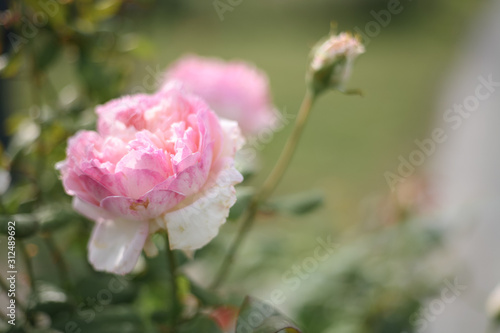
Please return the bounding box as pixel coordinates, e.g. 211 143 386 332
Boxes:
162 54 278 136
307 31 365 95
56 85 244 275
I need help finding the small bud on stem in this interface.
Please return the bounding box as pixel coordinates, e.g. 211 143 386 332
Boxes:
307 31 365 96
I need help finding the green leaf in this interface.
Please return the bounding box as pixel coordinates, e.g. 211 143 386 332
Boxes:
267 189 324 215
37 204 74 232
31 282 72 315
236 296 303 333
67 305 144 333
75 273 139 305
0 214 39 238
253 317 304 333
88 305 142 325
1 183 38 214
228 187 255 221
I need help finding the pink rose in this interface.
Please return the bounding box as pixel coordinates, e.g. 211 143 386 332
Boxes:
57 86 244 275
162 55 277 136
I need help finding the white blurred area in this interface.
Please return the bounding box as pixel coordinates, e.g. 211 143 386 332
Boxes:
426 0 500 332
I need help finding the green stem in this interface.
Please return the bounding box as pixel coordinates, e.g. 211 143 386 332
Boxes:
165 234 181 331
210 90 316 289
19 240 37 304
42 232 74 298
210 202 258 290
29 49 47 206
258 90 316 202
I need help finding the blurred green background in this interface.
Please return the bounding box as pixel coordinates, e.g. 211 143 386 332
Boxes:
0 0 488 332
6 0 484 222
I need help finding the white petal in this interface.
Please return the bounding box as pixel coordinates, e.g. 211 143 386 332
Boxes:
88 218 148 275
73 197 113 221
220 119 245 155
158 165 242 252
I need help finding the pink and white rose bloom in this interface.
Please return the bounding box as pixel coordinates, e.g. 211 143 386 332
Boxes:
162 55 277 136
57 86 244 275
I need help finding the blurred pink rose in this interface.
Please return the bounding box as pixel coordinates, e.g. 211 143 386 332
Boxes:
162 55 277 136
57 86 244 275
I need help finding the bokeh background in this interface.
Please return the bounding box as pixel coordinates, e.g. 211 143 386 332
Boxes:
1 0 496 332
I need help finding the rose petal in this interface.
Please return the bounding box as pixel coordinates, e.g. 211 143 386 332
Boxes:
88 218 149 275
73 197 113 221
158 165 242 252
78 174 114 202
100 188 184 221
115 148 168 199
219 119 245 157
